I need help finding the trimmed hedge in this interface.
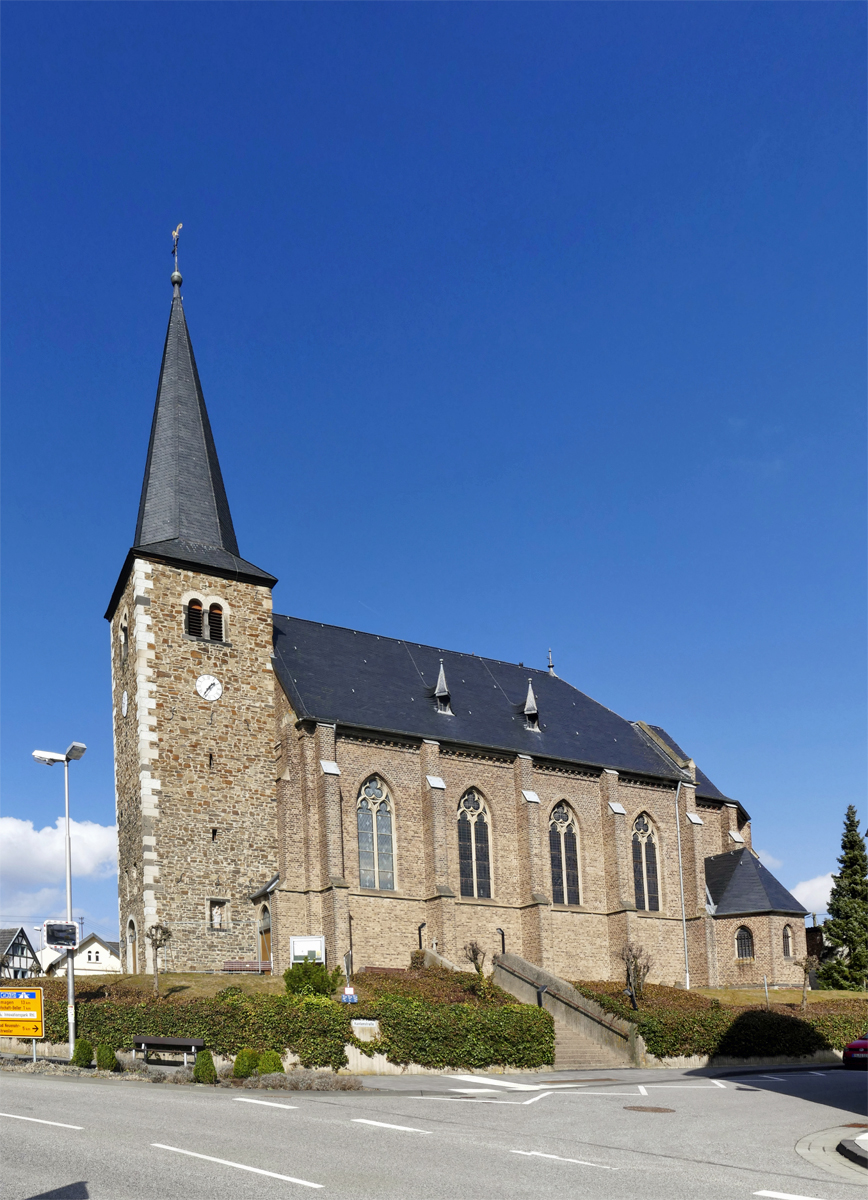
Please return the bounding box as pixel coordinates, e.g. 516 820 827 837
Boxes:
573 983 867 1058
366 999 555 1070
42 988 553 1072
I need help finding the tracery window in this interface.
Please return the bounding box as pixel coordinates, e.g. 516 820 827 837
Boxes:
736 926 754 959
782 925 793 958
357 777 395 891
549 804 580 905
632 814 660 912
458 790 491 899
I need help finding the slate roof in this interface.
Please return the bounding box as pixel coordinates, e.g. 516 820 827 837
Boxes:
272 615 733 788
705 848 806 916
107 279 275 616
0 927 37 958
645 725 733 804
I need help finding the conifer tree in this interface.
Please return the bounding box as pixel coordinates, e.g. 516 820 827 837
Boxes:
817 805 868 990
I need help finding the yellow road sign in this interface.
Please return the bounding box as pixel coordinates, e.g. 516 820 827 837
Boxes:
0 988 44 1038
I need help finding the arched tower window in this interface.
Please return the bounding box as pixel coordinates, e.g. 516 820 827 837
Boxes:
549 803 580 905
736 926 754 959
357 778 394 891
208 604 224 642
782 925 793 958
126 919 137 975
457 790 491 899
259 904 272 962
632 814 660 912
187 599 204 638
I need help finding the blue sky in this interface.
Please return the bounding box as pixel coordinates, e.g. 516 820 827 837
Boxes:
2 2 865 941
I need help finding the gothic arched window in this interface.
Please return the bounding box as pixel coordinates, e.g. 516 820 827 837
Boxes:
457 790 491 899
632 814 660 912
549 803 580 905
357 778 395 891
782 925 793 958
187 598 204 638
736 926 754 959
208 603 224 642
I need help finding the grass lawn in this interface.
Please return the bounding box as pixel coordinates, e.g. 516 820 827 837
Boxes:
34 971 286 1000
695 987 868 1007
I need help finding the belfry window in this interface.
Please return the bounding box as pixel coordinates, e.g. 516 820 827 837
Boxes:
187 599 204 638
458 790 491 899
208 604 224 642
782 925 793 958
736 926 754 960
357 778 395 891
549 803 580 905
632 814 660 912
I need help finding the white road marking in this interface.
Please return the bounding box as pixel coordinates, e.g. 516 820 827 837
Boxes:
522 1092 552 1105
151 1144 321 1188
0 1113 82 1130
711 1079 727 1088
234 1098 299 1110
808 1072 826 1076
638 1085 648 1095
755 1075 785 1081
450 1087 500 1094
352 1119 431 1133
753 1191 830 1199
450 1074 541 1091
512 1149 614 1169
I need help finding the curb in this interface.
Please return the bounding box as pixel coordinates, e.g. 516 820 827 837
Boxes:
837 1138 868 1170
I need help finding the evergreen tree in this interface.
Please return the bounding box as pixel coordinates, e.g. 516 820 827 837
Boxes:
817 805 868 990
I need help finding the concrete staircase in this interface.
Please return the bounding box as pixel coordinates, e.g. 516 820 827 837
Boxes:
554 1027 629 1070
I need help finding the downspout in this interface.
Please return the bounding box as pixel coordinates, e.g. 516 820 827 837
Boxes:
673 779 690 990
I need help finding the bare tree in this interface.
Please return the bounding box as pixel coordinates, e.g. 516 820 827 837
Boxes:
463 941 486 976
619 941 652 1006
796 954 819 1014
145 924 172 996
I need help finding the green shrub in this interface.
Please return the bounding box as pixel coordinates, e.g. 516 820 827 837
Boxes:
283 960 344 997
95 1044 119 1071
257 1049 285 1074
70 1038 93 1067
370 999 555 1070
193 1049 216 1083
233 1047 259 1078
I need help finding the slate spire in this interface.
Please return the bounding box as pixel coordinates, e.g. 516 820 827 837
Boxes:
434 659 453 714
131 268 276 586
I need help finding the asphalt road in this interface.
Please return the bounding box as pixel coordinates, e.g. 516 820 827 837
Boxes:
1 1065 865 1200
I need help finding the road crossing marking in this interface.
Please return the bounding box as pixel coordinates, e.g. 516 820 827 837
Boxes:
234 1098 299 1110
0 1112 82 1129
638 1085 648 1095
352 1119 431 1133
512 1149 614 1169
151 1144 322 1188
754 1191 831 1199
522 1092 552 1105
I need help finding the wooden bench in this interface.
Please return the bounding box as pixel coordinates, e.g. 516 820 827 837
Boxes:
133 1036 205 1066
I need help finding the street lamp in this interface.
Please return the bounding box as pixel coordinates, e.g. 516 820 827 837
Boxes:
32 741 86 1058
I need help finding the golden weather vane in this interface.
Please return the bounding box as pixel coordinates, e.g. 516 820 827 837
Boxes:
171 223 183 271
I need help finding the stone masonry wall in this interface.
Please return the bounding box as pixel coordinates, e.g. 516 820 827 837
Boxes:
111 559 278 972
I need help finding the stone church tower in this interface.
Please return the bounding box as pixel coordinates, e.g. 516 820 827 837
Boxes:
106 266 278 972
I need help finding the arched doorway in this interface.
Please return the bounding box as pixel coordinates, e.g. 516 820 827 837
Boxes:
127 919 138 974
258 905 271 964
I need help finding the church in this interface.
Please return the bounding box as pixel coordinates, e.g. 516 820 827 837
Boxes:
106 262 807 989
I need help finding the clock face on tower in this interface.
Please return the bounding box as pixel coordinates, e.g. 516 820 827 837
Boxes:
195 674 223 701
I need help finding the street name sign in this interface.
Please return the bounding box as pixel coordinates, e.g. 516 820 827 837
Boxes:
0 988 44 1038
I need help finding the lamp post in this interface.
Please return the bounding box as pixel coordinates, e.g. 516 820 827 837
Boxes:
32 742 86 1058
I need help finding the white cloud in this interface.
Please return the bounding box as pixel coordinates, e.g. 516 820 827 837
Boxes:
791 872 834 915
756 848 783 870
0 816 117 893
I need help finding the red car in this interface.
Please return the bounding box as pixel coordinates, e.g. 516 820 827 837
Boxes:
842 1034 868 1069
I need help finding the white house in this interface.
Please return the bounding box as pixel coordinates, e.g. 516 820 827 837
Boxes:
0 928 40 978
43 933 121 976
